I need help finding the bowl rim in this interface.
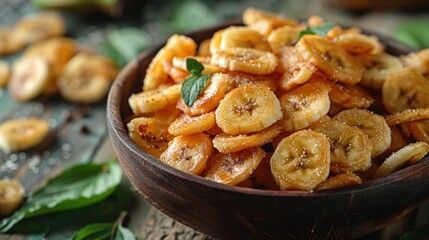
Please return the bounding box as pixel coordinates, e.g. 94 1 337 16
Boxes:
107 19 429 198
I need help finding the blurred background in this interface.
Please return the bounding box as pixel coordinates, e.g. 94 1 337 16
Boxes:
1 0 429 239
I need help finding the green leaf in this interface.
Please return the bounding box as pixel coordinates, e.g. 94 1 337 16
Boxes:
186 58 204 75
106 27 151 65
114 224 137 240
181 74 210 107
100 41 127 68
299 22 335 40
395 21 429 49
0 160 122 233
399 225 429 240
72 223 114 240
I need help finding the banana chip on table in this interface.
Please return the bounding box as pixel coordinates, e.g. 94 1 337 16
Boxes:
125 7 429 191
0 180 25 216
0 60 10 88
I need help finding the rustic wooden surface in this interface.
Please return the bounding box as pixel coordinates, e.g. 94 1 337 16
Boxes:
1 0 429 239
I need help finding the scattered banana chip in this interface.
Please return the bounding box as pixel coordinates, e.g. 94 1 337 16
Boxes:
126 7 429 191
0 180 25 216
14 12 65 45
0 60 10 87
0 28 24 56
0 117 49 153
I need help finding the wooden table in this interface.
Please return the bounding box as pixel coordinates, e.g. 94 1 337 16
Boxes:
1 0 429 239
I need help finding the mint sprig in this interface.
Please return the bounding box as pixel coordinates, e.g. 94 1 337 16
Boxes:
299 22 336 40
181 58 210 106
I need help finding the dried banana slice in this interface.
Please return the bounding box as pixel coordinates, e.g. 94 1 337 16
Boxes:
333 109 391 158
219 26 271 51
0 28 24 55
0 180 25 216
278 82 330 132
172 56 225 75
332 32 383 55
215 84 282 135
205 147 266 186
127 116 173 158
159 133 213 175
168 112 216 136
315 120 372 173
278 62 316 91
0 60 10 87
378 125 408 159
316 173 362 190
211 47 278 75
8 56 53 101
213 124 282 153
307 15 325 28
410 120 429 144
385 108 429 126
0 117 49 153
270 130 330 191
243 7 300 28
382 67 429 113
248 20 274 37
274 46 303 74
129 84 182 115
401 49 429 77
14 12 65 45
374 142 429 178
296 35 362 84
177 73 233 116
58 52 119 104
359 53 403 89
267 25 306 50
198 39 211 56
144 34 197 91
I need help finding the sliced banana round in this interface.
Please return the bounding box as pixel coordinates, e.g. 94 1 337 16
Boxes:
378 125 408 160
160 133 213 175
278 82 331 132
215 84 282 135
198 39 211 56
316 172 362 191
315 120 372 173
58 52 119 104
401 49 429 77
168 112 216 136
332 32 383 55
243 7 300 28
0 60 10 87
14 12 65 45
205 147 266 186
219 26 271 51
274 46 303 74
144 34 197 91
129 84 182 115
0 117 49 153
296 35 362 84
333 109 391 158
385 108 429 126
127 116 174 159
172 56 225 75
359 53 403 90
248 19 274 37
213 124 282 154
382 67 429 113
8 56 53 101
0 27 24 56
177 73 233 116
278 62 316 91
211 47 278 75
228 71 278 92
374 142 429 178
0 180 25 216
410 120 429 144
270 130 330 191
307 15 325 28
267 25 306 50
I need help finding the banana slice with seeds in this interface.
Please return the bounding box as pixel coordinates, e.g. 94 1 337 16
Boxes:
215 84 282 135
0 180 25 216
219 26 271 51
359 53 403 90
271 130 330 191
129 84 182 115
374 142 429 178
8 56 53 101
243 7 300 28
385 108 429 126
0 117 50 153
168 112 216 136
160 133 213 175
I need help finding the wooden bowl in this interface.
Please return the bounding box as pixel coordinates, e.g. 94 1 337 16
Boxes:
107 21 429 240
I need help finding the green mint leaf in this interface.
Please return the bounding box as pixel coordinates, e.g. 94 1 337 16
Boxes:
181 73 210 106
0 160 122 233
114 224 137 240
395 20 429 49
186 58 204 75
299 22 335 40
107 27 151 64
72 223 114 240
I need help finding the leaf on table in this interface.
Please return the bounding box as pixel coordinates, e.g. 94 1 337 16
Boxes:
72 223 114 240
399 224 429 240
0 159 122 233
114 224 137 240
395 21 429 49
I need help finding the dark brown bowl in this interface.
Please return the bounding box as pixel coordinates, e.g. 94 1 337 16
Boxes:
107 21 429 240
